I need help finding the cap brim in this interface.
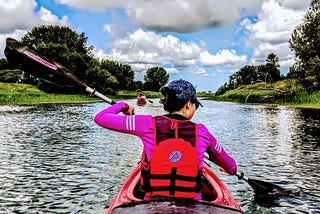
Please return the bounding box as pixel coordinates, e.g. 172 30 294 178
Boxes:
196 99 203 107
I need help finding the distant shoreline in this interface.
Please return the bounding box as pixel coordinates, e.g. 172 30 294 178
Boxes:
1 82 319 109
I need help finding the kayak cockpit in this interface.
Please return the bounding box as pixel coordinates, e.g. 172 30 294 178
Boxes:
131 170 218 201
107 164 243 213
111 199 244 214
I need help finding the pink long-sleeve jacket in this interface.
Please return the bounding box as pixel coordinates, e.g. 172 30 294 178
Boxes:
94 102 237 175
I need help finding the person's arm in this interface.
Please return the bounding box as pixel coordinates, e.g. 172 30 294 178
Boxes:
94 102 136 134
199 125 237 175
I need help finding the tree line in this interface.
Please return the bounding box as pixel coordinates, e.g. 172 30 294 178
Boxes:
0 25 169 94
217 0 319 95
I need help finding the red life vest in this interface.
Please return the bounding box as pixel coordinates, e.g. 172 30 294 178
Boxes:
141 115 201 199
137 95 147 106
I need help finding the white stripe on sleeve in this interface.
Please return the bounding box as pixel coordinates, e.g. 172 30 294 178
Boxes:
126 115 135 130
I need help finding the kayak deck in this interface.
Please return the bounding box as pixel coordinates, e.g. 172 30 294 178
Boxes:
111 199 243 214
107 164 243 213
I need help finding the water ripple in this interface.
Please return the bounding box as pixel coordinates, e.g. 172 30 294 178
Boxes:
0 102 319 213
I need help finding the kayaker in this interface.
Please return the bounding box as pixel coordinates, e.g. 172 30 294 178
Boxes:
137 92 147 106
94 79 237 200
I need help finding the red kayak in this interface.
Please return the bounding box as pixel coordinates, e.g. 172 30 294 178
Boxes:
107 164 244 213
137 98 147 106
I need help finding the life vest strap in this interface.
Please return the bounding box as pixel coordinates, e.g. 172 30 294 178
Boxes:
141 164 151 191
147 185 198 193
170 167 176 195
149 173 198 182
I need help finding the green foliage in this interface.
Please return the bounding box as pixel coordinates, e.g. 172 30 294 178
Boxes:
85 58 118 94
0 82 97 105
0 69 24 83
15 25 138 93
216 53 281 95
265 53 281 82
21 25 94 90
215 82 229 96
289 0 320 92
209 79 320 108
0 58 10 70
100 59 135 91
289 0 320 67
134 81 144 90
143 67 169 91
116 90 161 99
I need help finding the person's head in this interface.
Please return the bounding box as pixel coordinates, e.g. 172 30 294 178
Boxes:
160 79 202 115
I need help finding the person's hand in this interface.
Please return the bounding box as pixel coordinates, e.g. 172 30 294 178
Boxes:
219 167 227 173
123 105 135 115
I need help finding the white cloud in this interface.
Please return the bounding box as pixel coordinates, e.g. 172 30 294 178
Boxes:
0 0 38 33
0 0 69 57
200 49 247 66
125 0 259 32
279 0 310 10
0 0 69 33
194 68 209 76
165 67 179 74
106 29 202 68
55 0 260 32
94 48 108 59
241 0 307 68
55 0 121 11
37 7 69 26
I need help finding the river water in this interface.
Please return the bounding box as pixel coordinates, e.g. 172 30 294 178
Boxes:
0 100 319 214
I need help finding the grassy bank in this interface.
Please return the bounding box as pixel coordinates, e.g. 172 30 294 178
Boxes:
202 81 320 109
0 82 161 105
1 82 319 109
0 82 100 105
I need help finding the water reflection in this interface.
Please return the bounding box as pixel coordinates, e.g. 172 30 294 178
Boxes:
0 101 319 213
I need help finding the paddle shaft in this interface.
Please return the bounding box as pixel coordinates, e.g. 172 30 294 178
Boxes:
235 172 249 183
85 86 116 104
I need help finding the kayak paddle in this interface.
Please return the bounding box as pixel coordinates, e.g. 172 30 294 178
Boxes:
236 172 291 198
204 154 290 200
4 38 116 105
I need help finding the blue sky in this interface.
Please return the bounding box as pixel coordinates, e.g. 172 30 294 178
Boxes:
0 0 310 91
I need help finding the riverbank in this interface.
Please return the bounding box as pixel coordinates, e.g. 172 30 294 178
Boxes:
0 82 100 105
1 82 319 109
0 82 160 105
200 88 320 109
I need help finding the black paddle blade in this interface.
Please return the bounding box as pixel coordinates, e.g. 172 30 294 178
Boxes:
4 38 84 93
248 178 290 197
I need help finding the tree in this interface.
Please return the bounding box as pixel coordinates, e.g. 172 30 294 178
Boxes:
215 53 281 94
289 0 320 91
85 58 118 94
265 53 280 82
100 59 135 90
0 69 24 83
0 58 10 70
20 25 94 92
289 0 320 68
215 82 229 96
134 81 144 90
119 64 135 90
227 65 257 89
143 67 169 91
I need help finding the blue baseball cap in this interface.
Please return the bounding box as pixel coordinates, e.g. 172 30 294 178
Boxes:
167 79 203 107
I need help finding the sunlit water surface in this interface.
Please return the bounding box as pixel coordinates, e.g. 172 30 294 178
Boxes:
0 100 319 213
